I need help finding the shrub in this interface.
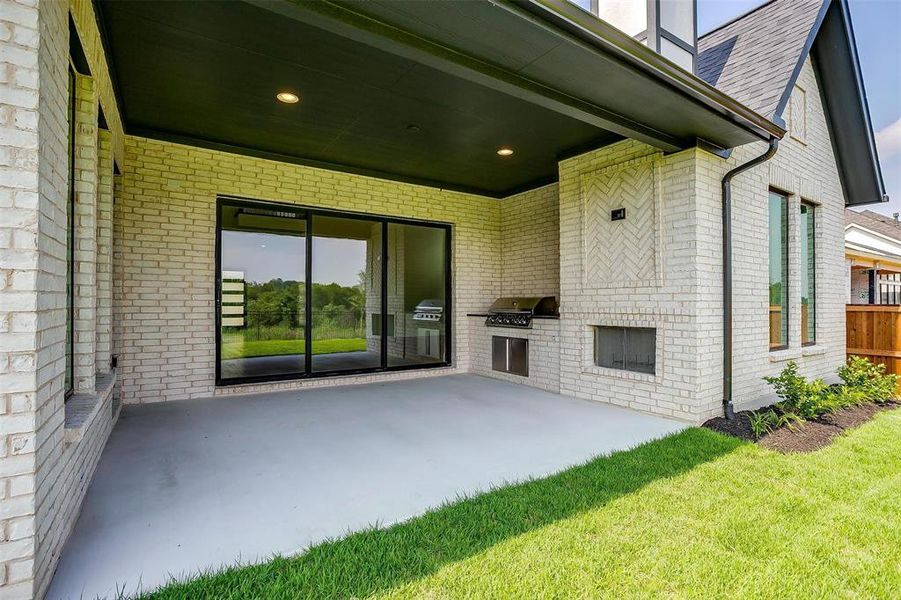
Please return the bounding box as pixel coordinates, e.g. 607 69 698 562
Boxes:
764 361 830 420
821 384 868 412
755 358 897 438
774 411 804 431
748 407 804 440
838 356 898 404
749 410 777 439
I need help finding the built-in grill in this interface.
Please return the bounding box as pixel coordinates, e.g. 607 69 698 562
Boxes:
485 296 558 329
412 299 444 322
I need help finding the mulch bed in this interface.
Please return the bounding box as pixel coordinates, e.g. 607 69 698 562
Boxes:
703 401 900 453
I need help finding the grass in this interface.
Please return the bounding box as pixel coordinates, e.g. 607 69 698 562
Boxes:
221 338 366 360
140 410 901 599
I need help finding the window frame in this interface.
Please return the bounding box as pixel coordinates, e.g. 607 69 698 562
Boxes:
65 66 76 399
768 189 790 352
214 196 453 387
800 201 816 346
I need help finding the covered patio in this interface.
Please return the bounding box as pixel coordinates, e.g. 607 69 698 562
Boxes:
47 374 683 599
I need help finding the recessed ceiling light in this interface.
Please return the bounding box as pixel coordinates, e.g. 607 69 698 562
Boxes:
497 147 514 156
276 92 300 104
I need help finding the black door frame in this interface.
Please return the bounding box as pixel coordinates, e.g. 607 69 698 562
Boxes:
214 195 453 386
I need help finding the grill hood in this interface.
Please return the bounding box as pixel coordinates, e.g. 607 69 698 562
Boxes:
487 297 558 315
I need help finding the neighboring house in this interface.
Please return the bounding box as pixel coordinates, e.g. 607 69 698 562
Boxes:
0 0 887 597
220 271 246 327
846 210 901 304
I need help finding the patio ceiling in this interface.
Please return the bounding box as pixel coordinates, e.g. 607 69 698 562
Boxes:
95 0 781 197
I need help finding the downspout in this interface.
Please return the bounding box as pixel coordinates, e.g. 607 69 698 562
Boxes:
722 137 779 419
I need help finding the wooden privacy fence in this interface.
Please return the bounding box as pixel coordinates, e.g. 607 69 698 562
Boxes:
846 305 901 383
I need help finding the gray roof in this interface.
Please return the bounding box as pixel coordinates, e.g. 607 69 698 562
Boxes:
846 210 901 241
697 0 825 119
698 0 885 207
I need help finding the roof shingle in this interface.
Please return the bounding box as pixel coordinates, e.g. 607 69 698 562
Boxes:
697 0 825 118
846 210 901 241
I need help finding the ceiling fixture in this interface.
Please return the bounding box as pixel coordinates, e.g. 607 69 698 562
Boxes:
496 147 514 156
276 91 300 104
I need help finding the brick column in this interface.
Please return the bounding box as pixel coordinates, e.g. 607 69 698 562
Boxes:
0 0 68 596
0 0 41 589
73 73 98 392
95 129 113 374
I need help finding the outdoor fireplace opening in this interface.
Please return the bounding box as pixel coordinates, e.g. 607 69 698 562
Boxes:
216 197 451 385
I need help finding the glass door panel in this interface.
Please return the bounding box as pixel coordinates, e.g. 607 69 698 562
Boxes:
386 222 448 367
218 203 306 381
311 215 382 373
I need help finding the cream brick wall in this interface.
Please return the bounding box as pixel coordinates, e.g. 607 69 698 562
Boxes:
693 57 847 420
467 183 561 392
67 0 124 164
499 184 560 298
114 135 502 403
0 0 47 594
1 2 124 596
94 130 113 374
557 140 708 421
0 0 71 596
33 382 118 599
71 73 97 393
553 58 847 424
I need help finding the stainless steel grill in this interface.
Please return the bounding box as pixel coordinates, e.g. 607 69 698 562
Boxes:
485 296 558 328
412 299 444 322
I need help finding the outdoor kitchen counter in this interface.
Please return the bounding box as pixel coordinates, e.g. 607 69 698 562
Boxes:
468 315 561 394
465 313 560 319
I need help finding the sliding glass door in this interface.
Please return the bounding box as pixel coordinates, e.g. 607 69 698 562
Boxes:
218 202 307 381
311 214 382 374
386 222 449 367
216 198 451 385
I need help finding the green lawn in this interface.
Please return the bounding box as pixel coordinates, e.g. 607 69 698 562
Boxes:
141 410 901 599
221 338 366 360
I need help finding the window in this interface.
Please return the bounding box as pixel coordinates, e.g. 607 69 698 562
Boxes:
216 198 451 385
567 0 592 11
800 202 816 345
593 326 656 374
768 191 789 350
65 67 76 397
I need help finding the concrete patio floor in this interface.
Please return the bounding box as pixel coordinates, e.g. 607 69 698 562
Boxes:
47 374 685 599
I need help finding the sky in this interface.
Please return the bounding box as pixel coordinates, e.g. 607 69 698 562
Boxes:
698 0 901 216
222 231 366 286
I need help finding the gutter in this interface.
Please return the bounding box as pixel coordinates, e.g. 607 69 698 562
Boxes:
722 138 779 419
515 0 786 143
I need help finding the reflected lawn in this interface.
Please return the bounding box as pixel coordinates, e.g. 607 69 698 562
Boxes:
221 338 366 360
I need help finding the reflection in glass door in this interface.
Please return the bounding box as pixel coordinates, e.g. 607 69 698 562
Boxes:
218 203 306 381
311 215 382 373
386 222 448 367
217 198 451 385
